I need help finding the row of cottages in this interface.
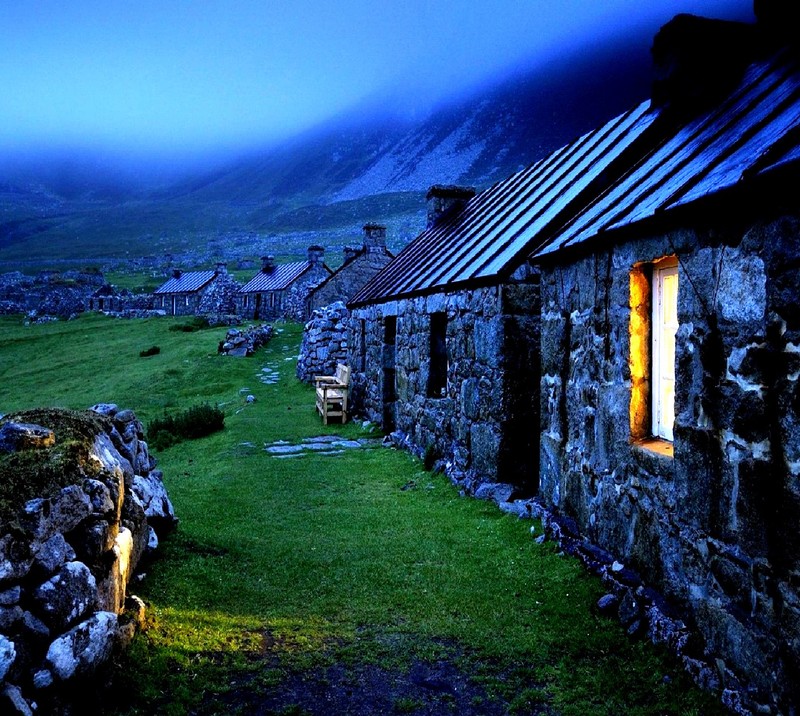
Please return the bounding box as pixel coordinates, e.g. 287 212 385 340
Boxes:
348 10 800 710
153 263 231 316
306 223 394 314
237 246 331 321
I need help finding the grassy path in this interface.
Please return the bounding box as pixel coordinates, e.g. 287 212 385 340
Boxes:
0 316 721 715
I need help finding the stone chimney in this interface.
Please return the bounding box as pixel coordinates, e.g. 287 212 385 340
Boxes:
307 245 325 265
754 0 799 46
215 262 228 275
426 185 476 229
172 268 182 279
261 255 276 273
362 224 386 253
651 14 756 113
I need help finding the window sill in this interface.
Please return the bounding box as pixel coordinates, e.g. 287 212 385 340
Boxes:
631 438 674 475
634 438 673 458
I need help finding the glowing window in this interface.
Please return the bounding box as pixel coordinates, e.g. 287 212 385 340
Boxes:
652 262 679 441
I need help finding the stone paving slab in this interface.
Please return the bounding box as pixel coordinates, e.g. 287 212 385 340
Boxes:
264 436 384 457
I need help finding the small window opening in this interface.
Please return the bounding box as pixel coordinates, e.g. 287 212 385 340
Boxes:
629 257 679 443
427 312 448 398
359 319 367 372
383 317 397 403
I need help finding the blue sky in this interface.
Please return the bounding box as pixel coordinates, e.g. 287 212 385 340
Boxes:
0 0 752 156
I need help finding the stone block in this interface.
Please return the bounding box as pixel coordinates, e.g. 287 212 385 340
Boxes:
470 423 500 476
32 561 97 632
474 318 501 369
46 611 118 682
50 485 92 535
716 252 767 327
32 533 75 577
0 635 15 682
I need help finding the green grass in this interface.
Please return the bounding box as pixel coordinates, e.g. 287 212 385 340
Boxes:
0 314 724 715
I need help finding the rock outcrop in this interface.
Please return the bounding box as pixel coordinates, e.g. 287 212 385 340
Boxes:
0 405 176 713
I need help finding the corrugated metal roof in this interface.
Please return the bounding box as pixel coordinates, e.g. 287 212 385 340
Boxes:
239 262 311 293
351 100 660 306
533 50 800 258
154 270 216 295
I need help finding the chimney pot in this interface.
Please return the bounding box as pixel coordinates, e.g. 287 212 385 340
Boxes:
307 245 325 265
362 224 386 252
261 255 276 272
425 185 476 229
172 268 182 279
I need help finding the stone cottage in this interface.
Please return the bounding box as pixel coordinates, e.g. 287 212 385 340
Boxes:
306 224 395 314
153 263 230 317
527 14 800 712
347 6 800 708
237 246 332 322
347 108 663 492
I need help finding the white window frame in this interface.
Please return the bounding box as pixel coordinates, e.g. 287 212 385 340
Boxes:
651 259 679 441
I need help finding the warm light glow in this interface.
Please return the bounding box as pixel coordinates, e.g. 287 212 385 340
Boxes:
629 266 650 439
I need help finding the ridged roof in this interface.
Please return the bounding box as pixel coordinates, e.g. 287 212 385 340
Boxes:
350 100 660 306
154 270 216 295
239 262 312 293
532 49 800 258
350 48 800 306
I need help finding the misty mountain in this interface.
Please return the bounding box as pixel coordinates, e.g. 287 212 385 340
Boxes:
174 31 653 208
0 28 656 266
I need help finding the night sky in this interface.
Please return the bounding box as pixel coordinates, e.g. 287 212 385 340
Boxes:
0 1 753 158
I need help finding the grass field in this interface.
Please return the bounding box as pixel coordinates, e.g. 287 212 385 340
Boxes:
0 314 723 715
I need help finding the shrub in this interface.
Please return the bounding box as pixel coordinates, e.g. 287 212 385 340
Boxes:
147 403 225 451
139 346 161 357
168 316 210 333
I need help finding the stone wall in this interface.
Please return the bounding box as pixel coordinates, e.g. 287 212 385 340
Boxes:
219 324 274 357
0 405 176 713
297 302 349 382
538 213 800 712
285 264 331 322
349 280 539 492
0 270 105 319
197 273 242 318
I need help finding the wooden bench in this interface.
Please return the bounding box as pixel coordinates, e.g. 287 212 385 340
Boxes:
315 364 351 425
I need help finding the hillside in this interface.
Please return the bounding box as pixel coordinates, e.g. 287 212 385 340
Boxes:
0 31 653 269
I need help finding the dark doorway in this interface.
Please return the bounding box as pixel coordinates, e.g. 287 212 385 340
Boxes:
254 293 262 320
382 316 397 432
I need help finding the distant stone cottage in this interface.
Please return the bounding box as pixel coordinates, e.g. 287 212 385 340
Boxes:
153 263 231 316
347 7 800 711
306 224 394 314
237 246 332 321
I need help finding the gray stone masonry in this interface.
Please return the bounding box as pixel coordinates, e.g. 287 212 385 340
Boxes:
538 212 800 713
349 280 539 493
297 302 350 382
0 404 176 714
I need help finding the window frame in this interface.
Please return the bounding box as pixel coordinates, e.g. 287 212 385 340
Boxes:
651 259 679 441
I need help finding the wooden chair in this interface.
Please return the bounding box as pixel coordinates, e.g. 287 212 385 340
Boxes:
315 364 351 425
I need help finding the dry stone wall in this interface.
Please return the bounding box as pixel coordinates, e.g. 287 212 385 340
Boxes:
219 324 274 357
297 302 350 382
538 213 800 713
0 405 176 714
